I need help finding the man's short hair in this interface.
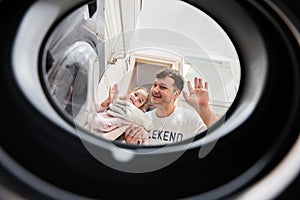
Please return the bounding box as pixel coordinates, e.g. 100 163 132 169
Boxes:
155 68 184 91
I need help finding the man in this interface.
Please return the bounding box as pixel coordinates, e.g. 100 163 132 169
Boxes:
108 68 218 145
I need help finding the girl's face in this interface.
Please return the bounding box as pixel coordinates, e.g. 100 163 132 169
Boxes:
125 89 148 109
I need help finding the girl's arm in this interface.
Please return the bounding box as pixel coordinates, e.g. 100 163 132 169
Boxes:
96 83 118 112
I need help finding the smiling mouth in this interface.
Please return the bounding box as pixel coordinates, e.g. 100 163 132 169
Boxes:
152 93 161 99
129 97 134 104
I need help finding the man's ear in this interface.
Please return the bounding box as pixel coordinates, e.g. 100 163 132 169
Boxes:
173 90 181 100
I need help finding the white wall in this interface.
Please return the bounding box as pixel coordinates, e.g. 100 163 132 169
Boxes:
137 0 238 57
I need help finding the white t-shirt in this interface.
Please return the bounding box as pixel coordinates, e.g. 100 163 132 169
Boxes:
146 107 207 145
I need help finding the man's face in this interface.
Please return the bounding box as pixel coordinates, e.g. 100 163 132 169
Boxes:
150 76 179 106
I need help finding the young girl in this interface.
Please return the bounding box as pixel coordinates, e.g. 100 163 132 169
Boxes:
86 83 150 144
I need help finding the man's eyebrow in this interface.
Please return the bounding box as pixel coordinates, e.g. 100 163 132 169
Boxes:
153 81 173 88
154 82 167 86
